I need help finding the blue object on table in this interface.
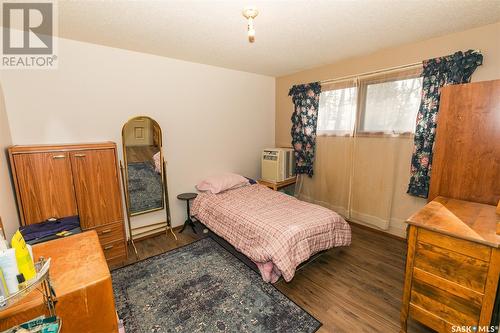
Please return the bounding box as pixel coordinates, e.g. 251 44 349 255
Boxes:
19 216 81 243
245 177 257 185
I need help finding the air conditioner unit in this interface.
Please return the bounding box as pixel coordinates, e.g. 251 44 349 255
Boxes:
261 148 296 182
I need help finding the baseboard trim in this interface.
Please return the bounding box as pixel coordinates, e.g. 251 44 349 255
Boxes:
348 220 406 241
297 194 408 239
297 194 349 218
349 210 390 230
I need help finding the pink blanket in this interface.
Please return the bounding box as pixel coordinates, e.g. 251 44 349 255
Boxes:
191 184 351 283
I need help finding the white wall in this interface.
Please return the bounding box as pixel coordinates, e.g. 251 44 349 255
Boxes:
0 37 275 234
0 86 19 240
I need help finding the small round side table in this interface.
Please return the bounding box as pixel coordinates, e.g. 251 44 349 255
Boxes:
177 192 198 234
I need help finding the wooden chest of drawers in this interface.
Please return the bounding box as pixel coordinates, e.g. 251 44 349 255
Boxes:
400 197 500 332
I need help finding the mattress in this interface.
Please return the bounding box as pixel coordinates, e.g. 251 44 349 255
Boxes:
191 184 351 282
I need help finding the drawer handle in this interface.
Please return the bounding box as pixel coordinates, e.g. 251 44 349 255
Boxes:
52 155 65 159
103 245 114 250
74 154 86 158
100 229 112 234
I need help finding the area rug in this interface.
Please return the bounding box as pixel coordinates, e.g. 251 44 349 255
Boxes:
127 161 163 214
112 238 321 333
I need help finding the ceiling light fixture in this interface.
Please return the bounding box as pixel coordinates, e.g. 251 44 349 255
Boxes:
242 7 258 43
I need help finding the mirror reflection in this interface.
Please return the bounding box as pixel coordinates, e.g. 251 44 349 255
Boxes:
122 116 165 215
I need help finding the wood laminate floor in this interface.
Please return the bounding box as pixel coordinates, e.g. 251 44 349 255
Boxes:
116 224 433 333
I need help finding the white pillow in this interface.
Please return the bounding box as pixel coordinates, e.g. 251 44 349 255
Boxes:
196 173 249 194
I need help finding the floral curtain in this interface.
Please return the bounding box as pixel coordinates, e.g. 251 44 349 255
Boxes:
289 82 322 176
407 50 483 198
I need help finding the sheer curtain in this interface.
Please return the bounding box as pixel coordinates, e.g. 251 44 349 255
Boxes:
317 80 357 137
296 79 357 218
295 68 424 231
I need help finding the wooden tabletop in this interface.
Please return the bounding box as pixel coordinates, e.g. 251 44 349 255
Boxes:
258 177 297 190
407 196 500 248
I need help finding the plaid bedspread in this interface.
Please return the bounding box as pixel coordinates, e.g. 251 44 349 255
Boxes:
191 184 351 282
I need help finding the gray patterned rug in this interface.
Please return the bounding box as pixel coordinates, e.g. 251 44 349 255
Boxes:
112 238 321 333
127 162 163 214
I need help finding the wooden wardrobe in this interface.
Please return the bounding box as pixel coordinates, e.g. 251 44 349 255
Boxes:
8 142 127 267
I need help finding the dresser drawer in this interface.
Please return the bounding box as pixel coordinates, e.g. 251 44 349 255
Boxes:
409 304 454 332
106 254 127 269
102 239 127 261
94 222 125 245
410 277 481 327
417 229 491 261
414 240 489 292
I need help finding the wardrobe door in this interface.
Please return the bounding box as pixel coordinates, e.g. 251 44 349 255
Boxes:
12 152 78 225
429 80 500 205
70 149 123 229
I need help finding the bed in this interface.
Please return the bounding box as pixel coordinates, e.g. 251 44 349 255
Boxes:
191 183 351 283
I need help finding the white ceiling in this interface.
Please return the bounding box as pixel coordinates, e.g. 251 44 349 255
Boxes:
58 0 500 77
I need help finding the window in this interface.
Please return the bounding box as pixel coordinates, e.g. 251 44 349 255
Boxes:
317 83 357 136
317 69 422 136
360 77 422 134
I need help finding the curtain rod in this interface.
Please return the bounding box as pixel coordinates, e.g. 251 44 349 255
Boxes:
319 49 481 85
320 62 421 85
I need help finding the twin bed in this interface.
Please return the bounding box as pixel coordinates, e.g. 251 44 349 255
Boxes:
191 180 351 283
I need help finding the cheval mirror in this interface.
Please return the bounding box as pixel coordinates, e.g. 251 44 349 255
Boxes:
120 116 176 255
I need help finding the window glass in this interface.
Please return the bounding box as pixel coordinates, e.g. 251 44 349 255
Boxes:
362 77 422 133
317 87 357 136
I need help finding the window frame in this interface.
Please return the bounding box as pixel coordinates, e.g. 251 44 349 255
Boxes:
316 68 423 138
356 69 422 137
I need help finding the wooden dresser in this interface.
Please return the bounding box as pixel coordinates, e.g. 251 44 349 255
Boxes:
401 80 500 332
0 231 118 332
401 197 500 332
8 142 127 267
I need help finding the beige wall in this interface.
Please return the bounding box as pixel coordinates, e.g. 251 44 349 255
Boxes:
276 22 500 236
0 37 275 233
0 86 19 240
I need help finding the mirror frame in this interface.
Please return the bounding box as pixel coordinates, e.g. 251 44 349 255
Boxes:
121 115 165 216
